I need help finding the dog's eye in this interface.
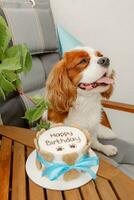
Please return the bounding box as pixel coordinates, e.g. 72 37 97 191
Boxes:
78 58 88 65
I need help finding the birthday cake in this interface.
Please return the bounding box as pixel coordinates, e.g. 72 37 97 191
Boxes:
34 125 98 182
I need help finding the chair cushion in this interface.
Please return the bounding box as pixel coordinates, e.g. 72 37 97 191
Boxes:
1 0 58 54
20 53 59 93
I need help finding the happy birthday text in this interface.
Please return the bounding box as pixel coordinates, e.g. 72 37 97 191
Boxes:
44 131 81 146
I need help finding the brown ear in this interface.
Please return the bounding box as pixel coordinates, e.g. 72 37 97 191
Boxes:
46 59 77 112
101 70 115 99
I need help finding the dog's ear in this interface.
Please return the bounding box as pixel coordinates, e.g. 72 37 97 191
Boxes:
101 70 115 99
46 59 77 112
101 85 113 99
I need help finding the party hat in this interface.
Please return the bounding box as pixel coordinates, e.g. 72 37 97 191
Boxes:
57 25 83 56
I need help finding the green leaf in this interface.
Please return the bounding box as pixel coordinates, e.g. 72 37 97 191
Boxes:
0 74 16 92
5 44 32 73
23 94 50 123
31 95 50 108
0 46 4 61
0 16 8 28
37 121 51 131
0 57 21 71
0 86 6 100
5 45 21 58
24 105 46 123
24 50 32 73
31 95 45 105
30 105 46 122
14 78 21 88
23 108 38 122
3 71 18 82
0 16 11 53
18 44 32 73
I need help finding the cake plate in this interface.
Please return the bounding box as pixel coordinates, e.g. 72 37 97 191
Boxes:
26 149 99 190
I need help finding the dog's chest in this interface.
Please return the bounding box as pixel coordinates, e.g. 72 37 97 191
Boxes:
65 95 102 130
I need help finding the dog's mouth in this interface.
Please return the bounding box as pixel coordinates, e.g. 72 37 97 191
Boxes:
78 73 114 90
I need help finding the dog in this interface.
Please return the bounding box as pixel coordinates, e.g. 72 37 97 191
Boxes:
45 46 118 156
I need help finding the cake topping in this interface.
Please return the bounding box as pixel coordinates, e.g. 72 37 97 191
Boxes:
38 126 87 154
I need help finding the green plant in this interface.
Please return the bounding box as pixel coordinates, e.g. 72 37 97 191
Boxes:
23 94 51 130
0 16 50 130
0 16 32 99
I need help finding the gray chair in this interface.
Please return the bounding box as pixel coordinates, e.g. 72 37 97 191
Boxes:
0 0 134 180
0 0 60 127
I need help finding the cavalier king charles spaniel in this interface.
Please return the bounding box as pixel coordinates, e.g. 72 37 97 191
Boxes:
45 47 118 156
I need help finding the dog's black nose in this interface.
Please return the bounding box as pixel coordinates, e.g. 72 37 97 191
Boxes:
97 57 110 67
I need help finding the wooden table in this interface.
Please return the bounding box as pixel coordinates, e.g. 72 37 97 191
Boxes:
0 125 134 200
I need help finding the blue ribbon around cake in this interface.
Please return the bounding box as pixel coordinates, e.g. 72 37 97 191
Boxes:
36 152 99 181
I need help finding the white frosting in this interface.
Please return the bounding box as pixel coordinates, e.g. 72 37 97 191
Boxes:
38 126 87 158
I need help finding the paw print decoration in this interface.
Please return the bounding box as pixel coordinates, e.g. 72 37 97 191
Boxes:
56 144 77 151
70 144 76 148
56 146 64 151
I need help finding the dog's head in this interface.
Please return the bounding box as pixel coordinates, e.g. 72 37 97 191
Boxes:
46 47 114 112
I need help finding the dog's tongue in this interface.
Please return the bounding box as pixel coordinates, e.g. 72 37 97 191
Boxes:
79 77 114 90
96 77 114 84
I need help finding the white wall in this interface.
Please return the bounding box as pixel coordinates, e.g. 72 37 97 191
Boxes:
50 0 134 143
